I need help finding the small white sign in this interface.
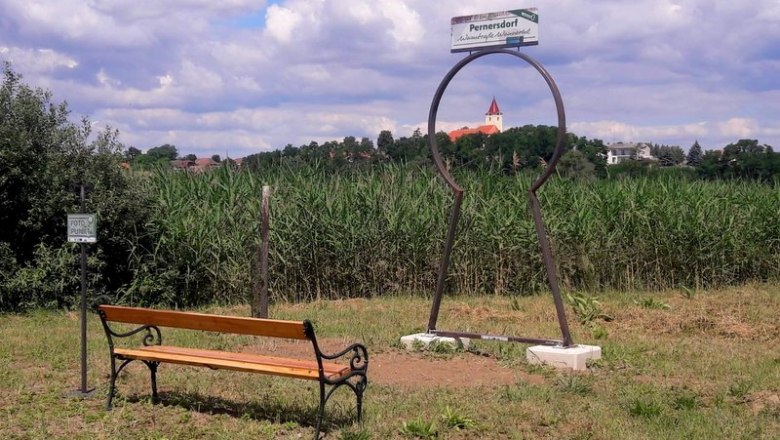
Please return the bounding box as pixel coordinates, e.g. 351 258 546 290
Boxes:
67 214 97 243
451 8 539 53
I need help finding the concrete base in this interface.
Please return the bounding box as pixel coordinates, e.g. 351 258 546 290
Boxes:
526 345 601 371
400 333 470 351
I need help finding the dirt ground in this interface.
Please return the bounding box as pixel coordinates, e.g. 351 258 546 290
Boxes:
365 350 545 389
245 338 545 390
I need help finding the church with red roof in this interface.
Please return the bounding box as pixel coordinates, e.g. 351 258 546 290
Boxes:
448 97 504 142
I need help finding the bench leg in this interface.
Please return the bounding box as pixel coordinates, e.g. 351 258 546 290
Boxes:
106 357 118 410
144 361 160 403
314 376 367 439
106 358 134 410
355 382 365 423
315 382 326 440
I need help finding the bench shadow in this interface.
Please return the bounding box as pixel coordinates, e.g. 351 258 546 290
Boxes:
124 391 357 431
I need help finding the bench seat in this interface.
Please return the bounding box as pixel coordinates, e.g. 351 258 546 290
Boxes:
114 346 350 380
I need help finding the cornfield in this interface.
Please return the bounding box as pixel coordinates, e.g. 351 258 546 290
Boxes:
133 164 780 305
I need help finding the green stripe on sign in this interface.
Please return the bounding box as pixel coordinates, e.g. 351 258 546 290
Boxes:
511 9 538 23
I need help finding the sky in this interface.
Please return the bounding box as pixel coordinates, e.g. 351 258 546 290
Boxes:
1 0 779 158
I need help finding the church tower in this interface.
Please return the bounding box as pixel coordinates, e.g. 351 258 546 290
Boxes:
485 97 503 132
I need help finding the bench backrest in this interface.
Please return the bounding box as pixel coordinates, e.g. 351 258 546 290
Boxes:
98 305 310 340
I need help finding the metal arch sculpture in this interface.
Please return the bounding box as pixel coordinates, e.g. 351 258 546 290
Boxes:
426 48 574 347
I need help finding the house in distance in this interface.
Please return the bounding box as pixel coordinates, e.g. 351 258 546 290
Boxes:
448 97 504 142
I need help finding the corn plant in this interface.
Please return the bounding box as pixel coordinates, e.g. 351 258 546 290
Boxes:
128 164 780 306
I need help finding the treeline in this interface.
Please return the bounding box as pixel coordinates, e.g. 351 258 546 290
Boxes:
242 127 610 179
123 143 237 170
241 131 780 184
613 140 780 182
698 139 780 181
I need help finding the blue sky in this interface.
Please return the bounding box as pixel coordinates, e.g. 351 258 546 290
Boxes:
1 0 779 158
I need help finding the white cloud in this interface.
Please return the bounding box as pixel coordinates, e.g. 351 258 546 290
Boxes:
158 74 174 89
289 64 331 82
0 46 78 72
264 4 306 43
1 0 778 156
570 120 710 144
90 103 404 153
96 69 120 87
177 61 224 90
378 0 424 45
717 118 759 139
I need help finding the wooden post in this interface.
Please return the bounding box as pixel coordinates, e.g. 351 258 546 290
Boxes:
252 186 271 318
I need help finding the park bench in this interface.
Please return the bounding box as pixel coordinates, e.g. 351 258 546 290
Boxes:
97 305 368 438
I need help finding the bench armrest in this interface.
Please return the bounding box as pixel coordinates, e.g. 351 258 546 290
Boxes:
314 341 369 390
320 342 369 372
98 309 163 351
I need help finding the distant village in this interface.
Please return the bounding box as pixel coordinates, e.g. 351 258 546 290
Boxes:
168 156 244 172
144 97 742 171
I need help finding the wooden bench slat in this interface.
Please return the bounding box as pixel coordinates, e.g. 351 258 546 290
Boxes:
139 346 349 378
113 348 341 380
99 305 308 339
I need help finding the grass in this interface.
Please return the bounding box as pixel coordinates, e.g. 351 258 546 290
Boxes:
1 284 779 439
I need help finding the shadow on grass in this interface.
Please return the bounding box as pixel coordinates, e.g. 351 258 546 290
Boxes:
123 390 357 431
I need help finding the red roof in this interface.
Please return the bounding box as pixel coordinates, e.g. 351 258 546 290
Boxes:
195 158 217 167
448 124 500 142
486 97 501 115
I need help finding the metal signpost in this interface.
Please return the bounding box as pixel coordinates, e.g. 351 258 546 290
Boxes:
425 8 574 348
67 185 96 397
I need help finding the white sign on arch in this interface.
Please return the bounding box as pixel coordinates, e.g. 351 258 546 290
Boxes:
451 8 539 53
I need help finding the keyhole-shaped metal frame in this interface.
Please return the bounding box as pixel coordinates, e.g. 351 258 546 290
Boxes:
426 48 574 347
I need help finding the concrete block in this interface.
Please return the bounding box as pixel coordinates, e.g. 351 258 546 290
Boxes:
400 333 470 350
526 344 601 371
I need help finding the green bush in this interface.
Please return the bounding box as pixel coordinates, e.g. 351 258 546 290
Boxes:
0 63 153 311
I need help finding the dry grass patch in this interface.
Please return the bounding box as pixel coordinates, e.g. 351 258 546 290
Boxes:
1 284 779 439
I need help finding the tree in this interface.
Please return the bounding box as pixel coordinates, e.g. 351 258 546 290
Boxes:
484 125 559 173
342 136 359 154
184 154 197 161
451 132 486 168
0 63 69 265
723 139 766 157
358 137 373 152
132 144 178 170
281 144 298 158
686 141 703 167
695 140 778 181
0 63 153 310
377 130 394 155
387 130 429 163
569 135 607 178
147 144 178 161
651 144 685 166
125 146 142 161
720 139 775 181
211 154 221 163
558 150 595 181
